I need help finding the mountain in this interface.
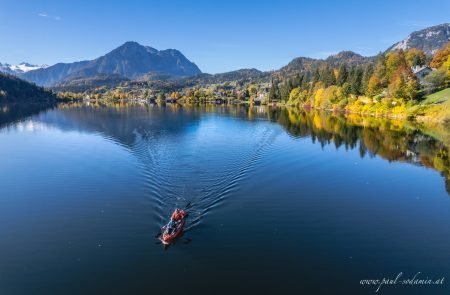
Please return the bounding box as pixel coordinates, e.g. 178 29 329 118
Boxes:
9 62 48 73
0 62 47 75
276 50 374 79
279 56 322 75
21 60 91 87
0 72 55 103
207 68 270 83
325 51 374 67
21 41 201 87
388 23 450 54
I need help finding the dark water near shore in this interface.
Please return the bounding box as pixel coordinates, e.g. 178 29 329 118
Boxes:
0 102 449 295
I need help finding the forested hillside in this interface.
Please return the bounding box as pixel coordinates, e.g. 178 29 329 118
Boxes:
0 73 55 103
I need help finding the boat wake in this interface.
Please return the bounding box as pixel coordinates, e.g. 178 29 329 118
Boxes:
129 121 280 237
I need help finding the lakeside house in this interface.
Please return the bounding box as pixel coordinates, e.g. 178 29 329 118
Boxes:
411 65 433 84
254 92 267 105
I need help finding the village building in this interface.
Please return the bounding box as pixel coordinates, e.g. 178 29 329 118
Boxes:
411 65 433 84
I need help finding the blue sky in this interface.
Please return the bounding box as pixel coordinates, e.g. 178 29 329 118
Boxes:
0 0 449 73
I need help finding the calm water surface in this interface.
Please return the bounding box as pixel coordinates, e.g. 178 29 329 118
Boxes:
0 103 449 295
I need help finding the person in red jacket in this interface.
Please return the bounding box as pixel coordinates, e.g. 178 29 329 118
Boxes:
171 208 184 221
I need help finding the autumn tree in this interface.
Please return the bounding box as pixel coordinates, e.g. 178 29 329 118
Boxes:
373 53 387 87
170 91 181 100
322 86 341 107
314 88 325 109
388 66 419 101
430 42 450 68
385 50 408 80
445 55 450 85
366 75 382 97
248 84 258 96
405 48 426 67
289 87 301 102
288 87 308 104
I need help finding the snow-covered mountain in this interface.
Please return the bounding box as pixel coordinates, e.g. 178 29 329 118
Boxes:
387 23 450 54
0 62 48 75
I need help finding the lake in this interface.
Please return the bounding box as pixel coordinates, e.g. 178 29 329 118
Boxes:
0 102 449 295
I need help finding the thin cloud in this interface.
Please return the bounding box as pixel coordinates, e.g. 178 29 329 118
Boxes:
37 12 61 21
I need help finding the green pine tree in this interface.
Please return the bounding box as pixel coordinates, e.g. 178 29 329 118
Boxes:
350 66 363 95
336 64 348 86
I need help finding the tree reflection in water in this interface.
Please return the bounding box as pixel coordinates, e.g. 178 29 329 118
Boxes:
264 107 449 195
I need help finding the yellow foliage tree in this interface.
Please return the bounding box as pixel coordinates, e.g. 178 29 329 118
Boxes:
367 75 382 97
322 86 340 105
385 51 408 80
170 91 181 100
288 87 302 103
445 55 450 86
388 66 418 101
314 88 325 109
248 84 257 96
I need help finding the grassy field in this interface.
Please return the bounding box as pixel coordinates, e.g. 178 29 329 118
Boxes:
421 88 450 105
410 88 450 146
408 88 450 122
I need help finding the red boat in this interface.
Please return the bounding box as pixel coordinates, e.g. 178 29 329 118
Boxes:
160 209 186 245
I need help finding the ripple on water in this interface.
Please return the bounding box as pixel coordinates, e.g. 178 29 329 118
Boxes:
125 118 281 232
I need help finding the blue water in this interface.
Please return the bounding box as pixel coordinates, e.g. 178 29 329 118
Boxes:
0 103 448 295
